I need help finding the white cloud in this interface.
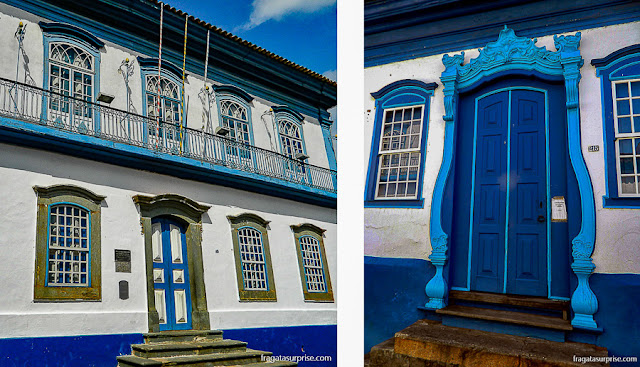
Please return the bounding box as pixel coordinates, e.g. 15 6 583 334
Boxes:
239 0 336 31
322 69 337 82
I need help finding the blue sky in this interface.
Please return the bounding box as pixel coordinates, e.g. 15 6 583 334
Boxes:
165 0 337 81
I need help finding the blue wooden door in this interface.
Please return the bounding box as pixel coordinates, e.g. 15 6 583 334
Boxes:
151 218 193 330
470 89 547 297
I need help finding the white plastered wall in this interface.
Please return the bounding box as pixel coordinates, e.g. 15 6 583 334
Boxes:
0 143 336 338
364 21 640 275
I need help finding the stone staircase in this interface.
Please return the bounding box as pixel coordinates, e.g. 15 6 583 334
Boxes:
436 290 573 342
367 319 609 367
117 330 297 367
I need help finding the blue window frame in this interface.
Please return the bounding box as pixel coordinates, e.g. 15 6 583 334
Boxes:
272 106 307 159
592 44 640 208
365 80 437 208
213 85 255 146
138 57 184 150
47 203 91 287
40 22 103 132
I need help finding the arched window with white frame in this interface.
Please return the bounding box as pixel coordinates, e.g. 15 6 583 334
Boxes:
278 119 304 160
138 57 184 153
41 21 103 133
273 106 308 183
219 99 250 144
145 74 182 152
213 86 255 167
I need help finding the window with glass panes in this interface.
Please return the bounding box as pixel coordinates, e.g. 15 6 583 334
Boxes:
613 79 640 196
278 120 304 158
237 227 268 291
228 213 276 301
220 100 250 144
33 184 103 301
375 105 424 199
146 75 181 123
48 43 94 125
47 204 90 286
299 236 327 293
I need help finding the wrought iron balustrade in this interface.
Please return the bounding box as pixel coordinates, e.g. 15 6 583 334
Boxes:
0 77 336 193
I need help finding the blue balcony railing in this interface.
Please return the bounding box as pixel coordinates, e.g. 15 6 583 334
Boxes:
0 77 336 193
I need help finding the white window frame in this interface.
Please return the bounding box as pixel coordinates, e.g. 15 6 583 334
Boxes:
299 235 327 293
237 227 268 291
220 99 251 144
613 78 640 197
47 204 91 287
278 119 305 159
374 104 425 200
47 42 95 128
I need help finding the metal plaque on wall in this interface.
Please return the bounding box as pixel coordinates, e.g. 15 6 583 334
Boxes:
115 249 131 273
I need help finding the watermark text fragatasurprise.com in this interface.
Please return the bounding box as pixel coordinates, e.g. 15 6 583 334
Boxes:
573 355 638 364
262 355 332 363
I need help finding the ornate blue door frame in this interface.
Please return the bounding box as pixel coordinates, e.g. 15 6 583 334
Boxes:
425 26 600 330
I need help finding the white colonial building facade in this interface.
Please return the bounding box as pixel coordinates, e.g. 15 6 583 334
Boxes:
0 0 337 366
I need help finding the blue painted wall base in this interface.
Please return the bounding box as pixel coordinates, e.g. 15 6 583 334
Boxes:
223 325 337 367
0 333 144 367
0 325 337 367
366 256 640 365
364 256 435 354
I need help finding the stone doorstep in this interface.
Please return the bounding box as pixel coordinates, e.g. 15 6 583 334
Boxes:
117 349 275 367
448 291 570 313
144 330 224 344
131 339 248 358
436 305 573 331
390 320 608 367
153 348 271 365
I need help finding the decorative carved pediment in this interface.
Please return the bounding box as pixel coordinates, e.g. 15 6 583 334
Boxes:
442 26 581 87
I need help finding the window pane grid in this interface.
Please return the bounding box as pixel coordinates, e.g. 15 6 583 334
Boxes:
220 100 250 144
299 236 326 293
376 152 421 199
48 204 89 286
237 228 268 291
279 120 304 158
614 80 640 196
48 43 95 124
380 106 423 153
375 106 424 199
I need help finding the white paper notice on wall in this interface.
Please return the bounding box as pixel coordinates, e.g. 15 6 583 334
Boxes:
551 196 568 222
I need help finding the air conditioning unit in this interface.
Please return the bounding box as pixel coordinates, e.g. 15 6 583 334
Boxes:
97 92 115 104
295 152 309 160
215 126 230 136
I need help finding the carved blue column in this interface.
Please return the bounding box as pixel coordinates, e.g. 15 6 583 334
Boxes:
425 53 463 310
555 33 599 330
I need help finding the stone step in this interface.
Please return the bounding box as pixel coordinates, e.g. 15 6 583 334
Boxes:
154 348 271 366
131 339 247 358
143 330 223 344
367 319 608 367
436 304 573 331
117 348 273 367
449 290 570 315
